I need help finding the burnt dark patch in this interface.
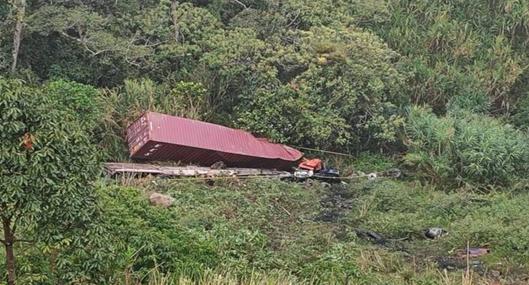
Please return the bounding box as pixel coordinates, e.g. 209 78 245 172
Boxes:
314 183 354 222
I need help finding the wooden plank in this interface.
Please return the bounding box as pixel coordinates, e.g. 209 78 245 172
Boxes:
104 162 292 178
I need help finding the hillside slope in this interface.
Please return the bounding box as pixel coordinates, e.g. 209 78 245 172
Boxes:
45 176 529 284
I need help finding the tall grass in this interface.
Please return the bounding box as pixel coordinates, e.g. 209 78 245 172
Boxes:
117 268 302 285
404 106 529 188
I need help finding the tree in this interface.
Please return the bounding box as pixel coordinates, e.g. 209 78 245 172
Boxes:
0 78 100 284
9 0 25 73
234 27 406 151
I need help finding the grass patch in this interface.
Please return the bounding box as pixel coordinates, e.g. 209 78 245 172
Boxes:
103 177 529 284
8 176 527 284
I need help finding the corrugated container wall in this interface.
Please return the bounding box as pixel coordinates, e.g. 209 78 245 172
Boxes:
127 112 303 170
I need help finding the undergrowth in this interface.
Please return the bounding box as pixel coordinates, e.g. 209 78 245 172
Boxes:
99 178 529 284
5 175 528 284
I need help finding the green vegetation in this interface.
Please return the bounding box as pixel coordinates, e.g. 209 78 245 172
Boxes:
6 178 529 284
0 78 101 284
404 107 529 188
2 0 529 284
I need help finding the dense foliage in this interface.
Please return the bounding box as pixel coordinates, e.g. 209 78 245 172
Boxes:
2 0 529 155
404 107 529 188
2 0 529 284
0 78 101 284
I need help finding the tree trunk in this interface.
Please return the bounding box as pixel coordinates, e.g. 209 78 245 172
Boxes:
49 248 58 284
10 0 26 74
171 0 180 43
2 218 16 285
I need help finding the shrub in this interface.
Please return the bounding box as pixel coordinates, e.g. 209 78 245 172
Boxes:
404 106 529 188
45 79 104 131
49 185 220 284
235 27 407 152
510 93 529 130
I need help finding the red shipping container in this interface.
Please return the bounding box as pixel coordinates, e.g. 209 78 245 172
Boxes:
126 112 303 170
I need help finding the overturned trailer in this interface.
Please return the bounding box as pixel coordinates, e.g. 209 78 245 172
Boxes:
127 112 303 170
104 162 292 178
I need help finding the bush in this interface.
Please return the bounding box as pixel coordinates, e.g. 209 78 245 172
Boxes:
235 27 407 152
47 184 220 284
99 186 219 278
510 92 529 130
404 106 529 188
44 79 104 131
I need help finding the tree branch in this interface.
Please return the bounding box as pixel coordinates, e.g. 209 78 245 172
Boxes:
287 10 301 28
14 239 34 244
59 31 110 56
231 0 248 9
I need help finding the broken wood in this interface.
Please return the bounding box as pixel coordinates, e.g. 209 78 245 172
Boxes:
104 162 292 179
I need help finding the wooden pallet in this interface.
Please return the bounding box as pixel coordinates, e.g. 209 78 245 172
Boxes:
104 162 292 179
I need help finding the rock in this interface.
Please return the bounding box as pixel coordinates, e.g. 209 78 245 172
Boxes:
424 227 448 239
149 192 175 208
367 173 378 180
490 270 501 278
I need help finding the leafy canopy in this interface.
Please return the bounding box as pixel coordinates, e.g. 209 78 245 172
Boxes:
0 77 100 241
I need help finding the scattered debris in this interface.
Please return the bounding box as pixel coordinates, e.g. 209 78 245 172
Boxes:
436 256 485 272
293 168 313 179
350 168 402 180
319 167 340 177
313 167 340 181
424 227 448 239
298 158 323 171
315 183 353 222
353 228 411 253
434 245 491 272
293 159 341 183
355 228 385 244
455 247 490 259
149 192 175 208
